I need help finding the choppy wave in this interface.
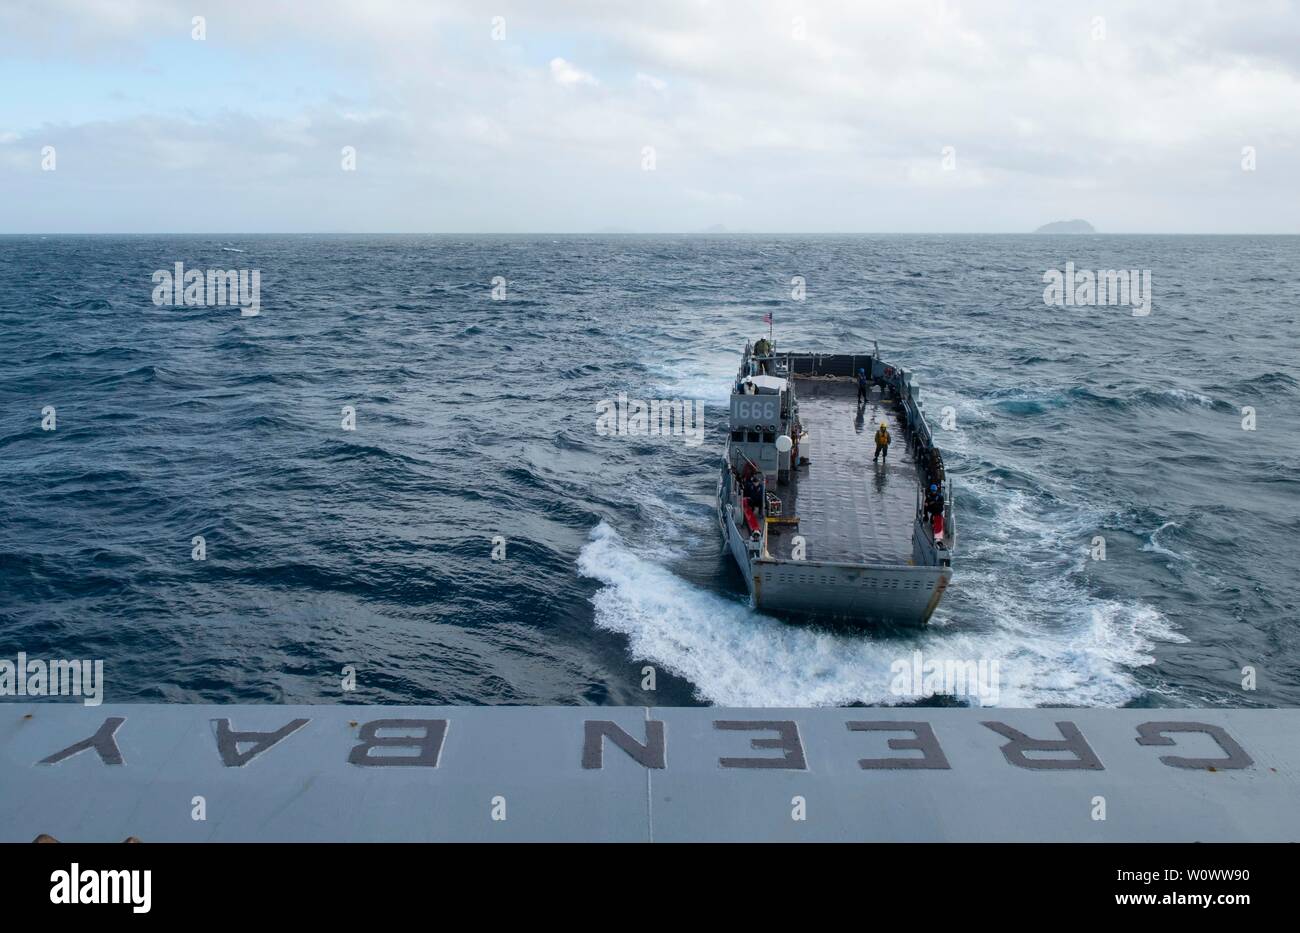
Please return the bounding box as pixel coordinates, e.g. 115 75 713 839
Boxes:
980 385 1233 416
1142 521 1190 562
2 232 1297 707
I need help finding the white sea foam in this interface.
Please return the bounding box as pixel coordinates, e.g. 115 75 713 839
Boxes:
1157 388 1215 408
1142 521 1189 561
579 520 951 707
652 353 738 405
577 503 1184 708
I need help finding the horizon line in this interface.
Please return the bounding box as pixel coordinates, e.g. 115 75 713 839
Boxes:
4 230 1300 237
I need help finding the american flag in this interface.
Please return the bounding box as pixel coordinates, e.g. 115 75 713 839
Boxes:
763 312 772 324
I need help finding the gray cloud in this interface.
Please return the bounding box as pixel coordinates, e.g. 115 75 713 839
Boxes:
2 0 1298 232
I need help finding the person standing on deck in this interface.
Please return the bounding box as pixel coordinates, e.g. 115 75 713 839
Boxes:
873 421 891 462
926 483 946 542
925 483 945 520
856 368 869 405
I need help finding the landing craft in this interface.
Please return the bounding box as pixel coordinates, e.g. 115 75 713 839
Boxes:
718 339 953 626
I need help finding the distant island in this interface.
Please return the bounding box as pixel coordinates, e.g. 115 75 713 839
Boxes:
1034 219 1096 234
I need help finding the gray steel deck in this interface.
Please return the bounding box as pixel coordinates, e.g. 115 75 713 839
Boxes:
3 705 1296 842
768 378 921 564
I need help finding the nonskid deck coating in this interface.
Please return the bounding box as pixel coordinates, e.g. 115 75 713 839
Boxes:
767 378 922 564
3 705 1295 842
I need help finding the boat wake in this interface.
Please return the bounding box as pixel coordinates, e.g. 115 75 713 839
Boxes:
577 513 1183 708
578 376 1189 712
651 354 735 405
580 521 940 707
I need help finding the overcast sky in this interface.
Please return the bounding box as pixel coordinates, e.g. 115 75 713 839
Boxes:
2 0 1298 233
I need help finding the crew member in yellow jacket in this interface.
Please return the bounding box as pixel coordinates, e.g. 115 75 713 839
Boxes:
873 422 891 462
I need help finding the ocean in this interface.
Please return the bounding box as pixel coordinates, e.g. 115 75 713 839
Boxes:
1 233 1297 708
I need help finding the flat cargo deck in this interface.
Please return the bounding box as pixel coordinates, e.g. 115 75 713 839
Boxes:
767 378 920 565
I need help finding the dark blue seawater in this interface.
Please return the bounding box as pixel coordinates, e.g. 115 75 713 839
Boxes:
1 234 1297 708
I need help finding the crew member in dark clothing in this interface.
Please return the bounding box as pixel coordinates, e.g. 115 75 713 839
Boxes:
856 368 869 404
925 484 945 520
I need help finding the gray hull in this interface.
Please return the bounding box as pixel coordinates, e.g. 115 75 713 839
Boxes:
720 497 951 625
